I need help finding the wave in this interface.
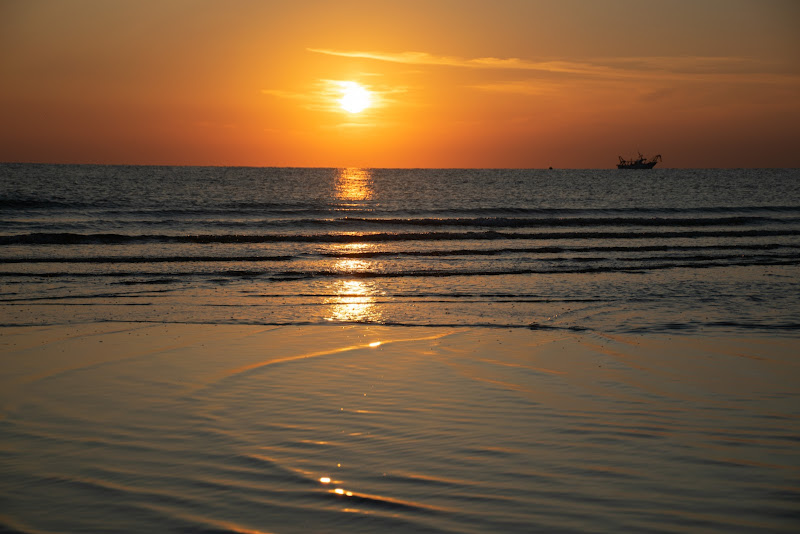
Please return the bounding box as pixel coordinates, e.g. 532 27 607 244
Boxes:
25 214 796 229
3 257 798 280
4 197 799 216
5 216 796 237
0 255 297 264
3 246 798 264
3 228 800 245
0 198 86 209
4 315 797 334
315 242 800 258
335 215 799 228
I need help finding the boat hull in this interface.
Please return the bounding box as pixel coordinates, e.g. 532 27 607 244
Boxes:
617 161 658 169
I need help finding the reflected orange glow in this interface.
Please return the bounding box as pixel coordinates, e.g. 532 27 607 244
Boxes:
324 279 382 323
334 259 371 273
319 477 331 484
321 238 387 323
335 168 373 201
335 242 372 253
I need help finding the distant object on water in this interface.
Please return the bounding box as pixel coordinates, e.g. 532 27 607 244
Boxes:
617 152 662 169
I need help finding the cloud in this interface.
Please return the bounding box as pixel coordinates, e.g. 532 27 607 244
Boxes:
469 80 562 96
261 82 344 113
307 48 617 76
307 48 800 84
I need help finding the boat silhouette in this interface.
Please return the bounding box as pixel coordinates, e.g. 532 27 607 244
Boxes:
617 152 662 169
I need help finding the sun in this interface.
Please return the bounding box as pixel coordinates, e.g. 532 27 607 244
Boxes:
339 82 372 113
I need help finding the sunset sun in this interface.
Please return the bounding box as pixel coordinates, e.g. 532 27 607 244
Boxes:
339 82 371 113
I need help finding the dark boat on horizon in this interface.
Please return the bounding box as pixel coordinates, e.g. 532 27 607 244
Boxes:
617 152 662 169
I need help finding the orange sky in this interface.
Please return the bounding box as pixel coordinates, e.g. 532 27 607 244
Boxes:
1 0 799 168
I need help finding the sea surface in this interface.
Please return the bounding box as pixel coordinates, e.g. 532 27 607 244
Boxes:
1 164 800 534
1 164 799 332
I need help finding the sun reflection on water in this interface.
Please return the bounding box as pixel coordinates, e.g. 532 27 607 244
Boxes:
335 258 371 273
335 168 374 201
324 165 384 322
324 278 382 323
320 240 387 324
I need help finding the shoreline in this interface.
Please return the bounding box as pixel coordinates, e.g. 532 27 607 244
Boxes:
4 321 798 417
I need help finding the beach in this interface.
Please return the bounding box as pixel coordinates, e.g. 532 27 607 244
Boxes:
2 323 798 533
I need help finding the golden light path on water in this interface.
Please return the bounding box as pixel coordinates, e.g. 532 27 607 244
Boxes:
324 277 383 324
335 167 374 201
325 168 384 324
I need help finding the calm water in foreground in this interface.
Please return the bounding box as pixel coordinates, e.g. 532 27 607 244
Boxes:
1 164 799 532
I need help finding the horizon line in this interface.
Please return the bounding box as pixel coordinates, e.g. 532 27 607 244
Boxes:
2 160 798 171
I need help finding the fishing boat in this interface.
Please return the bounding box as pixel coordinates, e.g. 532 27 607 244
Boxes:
617 152 661 169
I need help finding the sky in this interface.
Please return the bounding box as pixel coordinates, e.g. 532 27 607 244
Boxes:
1 0 798 168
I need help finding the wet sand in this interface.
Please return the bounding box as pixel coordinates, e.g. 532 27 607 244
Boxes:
1 324 799 533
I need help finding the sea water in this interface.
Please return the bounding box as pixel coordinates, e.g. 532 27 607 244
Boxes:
1 164 799 332
1 164 800 534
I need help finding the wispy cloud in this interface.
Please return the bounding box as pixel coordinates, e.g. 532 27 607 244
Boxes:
469 81 562 96
308 48 617 76
307 48 800 83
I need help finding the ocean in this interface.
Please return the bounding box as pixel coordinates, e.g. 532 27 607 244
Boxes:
1 164 799 332
1 164 799 533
